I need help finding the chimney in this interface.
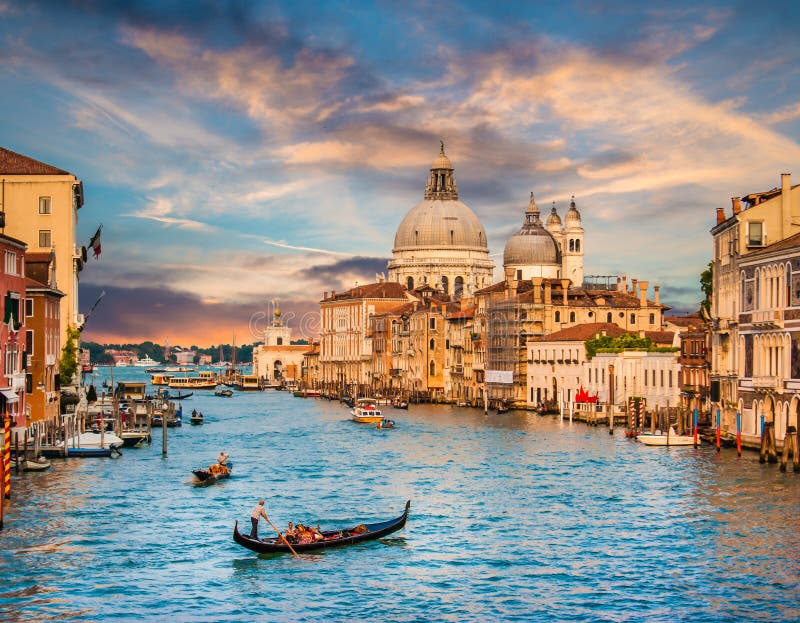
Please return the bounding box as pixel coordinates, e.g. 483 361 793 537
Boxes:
616 277 621 292
323 291 328 300
621 274 627 293
731 197 741 215
532 277 543 304
782 173 792 225
544 280 552 305
631 278 638 295
560 279 569 304
331 290 336 298
638 280 649 307
716 206 726 224
654 285 660 305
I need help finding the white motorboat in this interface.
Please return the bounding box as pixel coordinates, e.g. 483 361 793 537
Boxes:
637 428 697 447
351 399 383 423
60 431 124 449
134 355 162 367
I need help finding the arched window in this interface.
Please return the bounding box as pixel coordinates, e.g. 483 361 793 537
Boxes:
429 339 435 350
441 276 449 295
407 276 414 291
786 264 792 307
555 311 561 323
569 311 575 322
575 239 581 252
606 312 612 322
569 239 575 252
429 361 436 377
454 276 464 298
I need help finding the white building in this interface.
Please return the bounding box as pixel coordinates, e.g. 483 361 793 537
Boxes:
387 143 494 297
252 308 306 383
585 350 680 410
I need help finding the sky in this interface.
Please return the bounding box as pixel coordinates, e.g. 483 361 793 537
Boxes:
1 0 799 347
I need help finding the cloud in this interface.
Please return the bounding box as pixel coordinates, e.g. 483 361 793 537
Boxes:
261 238 350 256
296 256 390 286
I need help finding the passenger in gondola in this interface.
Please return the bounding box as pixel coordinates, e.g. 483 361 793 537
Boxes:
285 522 297 543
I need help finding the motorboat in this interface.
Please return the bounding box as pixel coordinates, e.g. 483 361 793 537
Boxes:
376 418 395 429
214 388 234 397
190 410 204 425
65 431 124 449
23 457 51 471
351 399 383 424
134 355 162 367
637 428 698 447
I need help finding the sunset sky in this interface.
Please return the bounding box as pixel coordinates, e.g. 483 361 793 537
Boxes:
2 1 799 346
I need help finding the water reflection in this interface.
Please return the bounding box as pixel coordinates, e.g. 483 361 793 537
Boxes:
1 371 799 622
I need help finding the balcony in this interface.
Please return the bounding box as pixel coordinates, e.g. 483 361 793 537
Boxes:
751 376 779 390
11 373 25 391
751 309 783 329
390 368 403 377
451 365 464 375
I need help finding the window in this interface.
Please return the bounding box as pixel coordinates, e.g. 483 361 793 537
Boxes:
429 317 436 330
26 330 33 355
575 240 580 252
429 361 436 377
569 239 575 252
38 196 51 214
649 313 655 325
39 230 52 248
454 276 464 298
569 312 576 322
4 251 17 275
276 337 283 346
446 339 450 349
555 311 561 323
25 299 33 317
747 221 763 246
668 370 673 387
441 276 449 295
630 313 636 324
407 276 414 290
429 339 435 350
516 270 522 280
606 312 612 322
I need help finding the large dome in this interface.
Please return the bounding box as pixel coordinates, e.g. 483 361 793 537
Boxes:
393 199 489 251
503 193 561 267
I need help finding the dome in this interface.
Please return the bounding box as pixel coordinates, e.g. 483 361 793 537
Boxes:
503 193 561 267
393 199 489 251
565 196 581 227
546 204 562 228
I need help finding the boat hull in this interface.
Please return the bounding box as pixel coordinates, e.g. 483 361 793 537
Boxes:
233 501 410 554
23 458 51 471
352 414 383 423
637 434 697 446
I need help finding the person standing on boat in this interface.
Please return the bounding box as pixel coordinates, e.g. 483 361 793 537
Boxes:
250 500 269 539
217 451 229 466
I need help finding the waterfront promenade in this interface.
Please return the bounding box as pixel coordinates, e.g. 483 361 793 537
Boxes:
1 369 799 622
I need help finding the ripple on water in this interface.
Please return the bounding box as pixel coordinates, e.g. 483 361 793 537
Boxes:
1 383 800 622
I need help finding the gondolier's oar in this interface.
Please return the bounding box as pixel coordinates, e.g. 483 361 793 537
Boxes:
266 517 299 558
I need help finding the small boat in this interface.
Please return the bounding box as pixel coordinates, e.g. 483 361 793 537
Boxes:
376 418 395 430
637 428 698 447
456 401 469 407
496 401 509 414
120 431 149 447
214 388 234 397
233 500 410 554
391 399 408 410
190 411 204 425
192 461 233 483
351 399 383 423
23 457 51 471
172 392 193 400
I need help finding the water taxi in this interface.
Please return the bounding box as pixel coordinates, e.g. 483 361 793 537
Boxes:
351 398 383 423
168 376 217 390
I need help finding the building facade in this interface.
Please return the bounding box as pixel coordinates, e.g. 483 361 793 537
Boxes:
0 234 28 428
252 308 306 383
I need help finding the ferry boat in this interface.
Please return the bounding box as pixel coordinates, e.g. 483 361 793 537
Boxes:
236 374 263 391
134 355 162 367
351 398 383 423
167 376 217 390
151 373 174 386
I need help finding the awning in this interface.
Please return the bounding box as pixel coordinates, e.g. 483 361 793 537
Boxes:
0 389 19 404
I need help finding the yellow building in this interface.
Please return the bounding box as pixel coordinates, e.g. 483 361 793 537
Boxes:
0 147 84 358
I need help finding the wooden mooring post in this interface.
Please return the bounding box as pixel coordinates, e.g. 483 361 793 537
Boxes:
760 421 778 464
779 425 798 472
161 403 168 457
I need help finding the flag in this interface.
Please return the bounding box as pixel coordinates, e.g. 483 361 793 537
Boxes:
89 225 102 258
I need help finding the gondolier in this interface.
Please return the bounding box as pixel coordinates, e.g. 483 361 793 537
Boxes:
250 499 269 539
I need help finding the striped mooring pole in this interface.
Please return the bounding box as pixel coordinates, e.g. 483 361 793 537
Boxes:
3 414 11 499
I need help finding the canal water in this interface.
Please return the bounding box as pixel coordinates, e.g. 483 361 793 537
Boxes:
1 368 799 622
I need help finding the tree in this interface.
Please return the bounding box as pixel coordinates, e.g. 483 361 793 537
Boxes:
700 261 713 316
86 384 97 403
59 325 81 385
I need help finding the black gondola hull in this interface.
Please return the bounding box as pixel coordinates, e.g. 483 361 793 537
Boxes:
233 501 410 554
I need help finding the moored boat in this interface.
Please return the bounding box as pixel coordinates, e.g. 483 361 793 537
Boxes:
23 457 51 471
134 355 162 367
233 500 410 554
637 429 698 447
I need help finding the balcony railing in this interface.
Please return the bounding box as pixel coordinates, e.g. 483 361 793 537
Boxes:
752 309 783 328
751 376 779 390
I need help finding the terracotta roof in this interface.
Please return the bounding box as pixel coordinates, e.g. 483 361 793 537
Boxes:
447 307 475 319
373 302 416 317
25 252 53 263
323 281 407 302
644 331 675 346
0 147 70 175
664 315 702 328
532 323 627 342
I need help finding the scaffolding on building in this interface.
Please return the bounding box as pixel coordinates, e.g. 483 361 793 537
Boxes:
486 295 522 403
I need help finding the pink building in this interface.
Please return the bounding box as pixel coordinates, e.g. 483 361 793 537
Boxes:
0 233 28 428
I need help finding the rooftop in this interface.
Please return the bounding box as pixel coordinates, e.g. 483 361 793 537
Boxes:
0 147 70 175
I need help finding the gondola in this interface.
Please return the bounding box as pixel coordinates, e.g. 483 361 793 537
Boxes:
233 500 410 554
192 461 233 483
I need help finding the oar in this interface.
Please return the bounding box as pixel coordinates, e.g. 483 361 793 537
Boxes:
266 517 299 558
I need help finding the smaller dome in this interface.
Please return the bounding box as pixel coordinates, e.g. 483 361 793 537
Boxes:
565 196 581 226
503 194 561 267
546 204 562 227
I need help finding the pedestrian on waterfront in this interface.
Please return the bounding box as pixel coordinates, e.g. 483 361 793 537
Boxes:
250 499 269 539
